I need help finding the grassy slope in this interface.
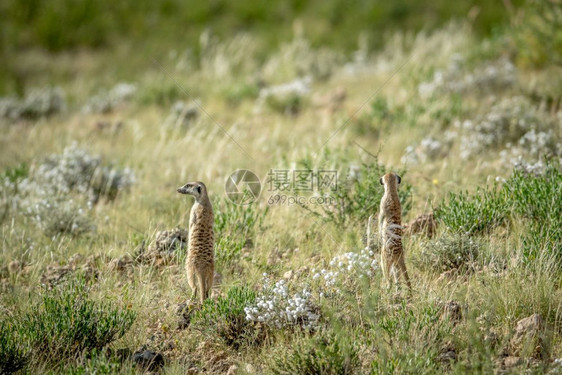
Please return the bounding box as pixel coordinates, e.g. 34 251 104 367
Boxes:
1 16 561 375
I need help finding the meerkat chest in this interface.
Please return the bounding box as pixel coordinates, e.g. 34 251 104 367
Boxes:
188 203 214 237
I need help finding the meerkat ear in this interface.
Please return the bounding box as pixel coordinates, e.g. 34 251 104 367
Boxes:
397 175 401 184
197 185 202 194
379 177 383 185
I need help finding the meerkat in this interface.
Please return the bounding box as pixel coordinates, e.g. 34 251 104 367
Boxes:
177 181 214 304
378 173 411 289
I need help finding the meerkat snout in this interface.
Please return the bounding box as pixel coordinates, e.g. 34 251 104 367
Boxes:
177 182 204 200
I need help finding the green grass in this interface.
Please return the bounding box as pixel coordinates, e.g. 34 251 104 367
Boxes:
1 6 561 373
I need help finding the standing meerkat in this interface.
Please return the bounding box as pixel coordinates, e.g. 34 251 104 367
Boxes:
177 181 214 303
378 173 411 289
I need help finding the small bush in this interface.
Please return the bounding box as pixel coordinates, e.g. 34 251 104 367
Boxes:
509 0 562 67
269 330 359 375
82 83 137 114
245 276 320 330
437 161 561 268
435 185 508 235
415 233 482 273
222 81 260 106
62 350 133 375
23 196 95 237
298 155 412 227
256 77 311 115
20 142 135 203
0 87 65 120
0 320 28 374
192 286 260 350
213 198 268 270
17 277 136 363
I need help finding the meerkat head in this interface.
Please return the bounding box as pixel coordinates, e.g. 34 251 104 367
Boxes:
379 173 401 190
177 181 208 202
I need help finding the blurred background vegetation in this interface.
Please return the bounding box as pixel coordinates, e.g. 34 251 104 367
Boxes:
3 0 561 95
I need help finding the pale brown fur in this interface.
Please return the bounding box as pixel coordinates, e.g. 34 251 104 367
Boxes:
177 181 214 303
378 173 411 289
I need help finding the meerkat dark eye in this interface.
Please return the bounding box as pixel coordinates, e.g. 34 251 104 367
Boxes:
197 185 202 194
379 178 383 185
397 175 401 184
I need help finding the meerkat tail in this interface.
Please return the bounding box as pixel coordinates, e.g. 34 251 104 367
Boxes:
367 215 373 250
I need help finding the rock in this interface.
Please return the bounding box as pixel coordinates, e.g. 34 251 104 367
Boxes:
437 269 458 283
132 350 165 371
283 270 294 280
226 364 239 375
168 101 199 128
441 301 462 324
403 213 437 238
108 254 133 272
509 314 546 359
213 271 223 286
438 340 457 365
8 260 22 274
139 228 188 266
438 350 457 364
176 301 198 330
68 253 84 267
483 330 500 349
503 356 522 368
244 363 255 373
40 263 73 287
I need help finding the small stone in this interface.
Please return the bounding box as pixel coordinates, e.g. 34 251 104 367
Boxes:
244 363 255 373
437 269 458 283
176 301 198 330
437 350 457 364
213 272 223 286
132 350 165 371
68 253 84 267
509 314 545 359
503 356 522 368
283 270 294 280
8 260 22 274
442 301 462 324
226 364 239 375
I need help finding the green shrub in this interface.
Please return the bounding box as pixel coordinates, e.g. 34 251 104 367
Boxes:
435 186 508 235
437 161 561 268
192 286 261 350
213 198 268 270
298 155 412 227
222 81 260 106
60 350 134 375
0 319 28 374
17 277 136 363
415 233 482 273
509 0 562 67
269 330 359 375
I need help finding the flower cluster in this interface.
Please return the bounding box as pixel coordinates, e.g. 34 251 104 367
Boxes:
262 37 342 82
164 101 199 129
0 87 66 120
455 97 561 161
82 82 137 113
312 246 379 290
418 56 515 98
401 136 453 165
14 143 135 236
244 275 320 330
255 76 311 115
